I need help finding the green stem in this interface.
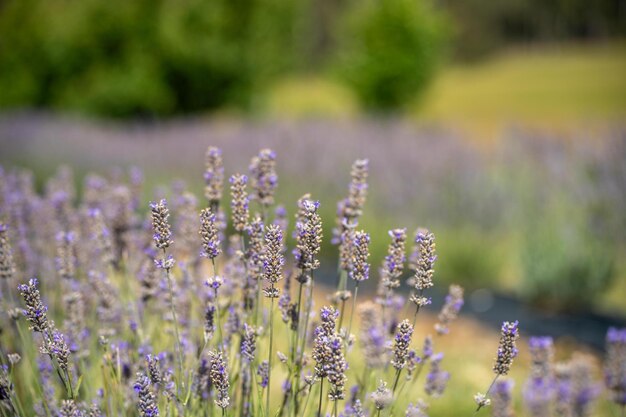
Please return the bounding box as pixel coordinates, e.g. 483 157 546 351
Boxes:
346 284 359 345
474 375 499 415
265 295 275 417
163 248 185 396
317 379 324 417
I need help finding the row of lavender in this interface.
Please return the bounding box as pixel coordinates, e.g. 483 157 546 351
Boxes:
0 147 624 417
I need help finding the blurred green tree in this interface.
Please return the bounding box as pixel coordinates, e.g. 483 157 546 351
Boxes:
333 0 447 111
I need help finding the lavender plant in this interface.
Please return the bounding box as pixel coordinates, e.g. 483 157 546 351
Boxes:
0 148 619 417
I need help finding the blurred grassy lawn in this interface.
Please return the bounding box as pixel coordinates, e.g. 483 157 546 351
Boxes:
266 42 626 140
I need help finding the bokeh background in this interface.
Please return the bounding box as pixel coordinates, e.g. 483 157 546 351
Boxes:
0 0 625 415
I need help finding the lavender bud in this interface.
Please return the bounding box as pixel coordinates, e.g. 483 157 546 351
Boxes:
86 208 114 267
391 319 414 370
7 353 20 365
134 373 159 417
345 159 369 221
605 327 626 406
208 350 230 409
492 379 514 417
56 231 77 280
229 174 249 233
60 399 82 417
410 228 436 290
382 228 407 289
493 321 520 376
326 335 348 401
247 216 265 284
359 302 386 368
42 329 71 372
263 224 283 298
424 353 449 397
339 227 354 272
474 393 491 409
349 231 370 283
204 147 224 207
0 223 15 281
371 380 392 410
17 278 50 333
249 148 278 207
204 303 216 341
294 199 322 272
241 323 257 365
570 353 601 416
257 360 269 388
405 400 429 417
434 285 464 335
199 208 221 259
150 199 173 250
146 354 163 386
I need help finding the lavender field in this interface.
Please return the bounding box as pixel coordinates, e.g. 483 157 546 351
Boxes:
0 113 625 417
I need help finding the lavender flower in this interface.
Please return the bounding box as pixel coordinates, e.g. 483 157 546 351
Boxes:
257 360 269 388
134 373 159 417
555 362 574 417
208 350 230 409
0 223 15 281
199 208 221 259
382 228 407 288
434 285 464 335
492 380 514 417
294 199 322 272
241 323 257 365
605 327 626 406
204 146 224 208
523 336 555 417
247 216 265 281
570 354 601 417
249 148 278 208
349 231 370 283
60 399 83 417
86 208 113 267
42 329 71 372
344 159 369 221
493 321 520 376
359 302 386 368
263 224 284 298
150 199 173 250
204 303 216 341
229 174 249 233
18 278 50 333
391 320 414 370
339 227 355 273
56 231 77 280
405 400 429 417
326 335 348 401
371 380 392 411
146 354 163 386
408 228 436 309
424 353 450 397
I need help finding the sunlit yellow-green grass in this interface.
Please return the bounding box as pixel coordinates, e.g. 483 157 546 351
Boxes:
265 42 626 140
417 41 626 139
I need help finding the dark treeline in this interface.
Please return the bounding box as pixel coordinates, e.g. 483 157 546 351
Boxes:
0 0 623 116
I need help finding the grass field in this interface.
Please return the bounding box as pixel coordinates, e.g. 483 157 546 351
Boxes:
266 42 626 139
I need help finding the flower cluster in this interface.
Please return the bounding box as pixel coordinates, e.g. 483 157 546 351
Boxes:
493 321 520 376
230 174 250 233
199 208 221 260
150 199 173 250
204 146 224 207
249 148 278 208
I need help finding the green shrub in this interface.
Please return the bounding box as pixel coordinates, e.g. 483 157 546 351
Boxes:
334 0 446 111
0 0 298 117
436 229 504 290
520 218 616 311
